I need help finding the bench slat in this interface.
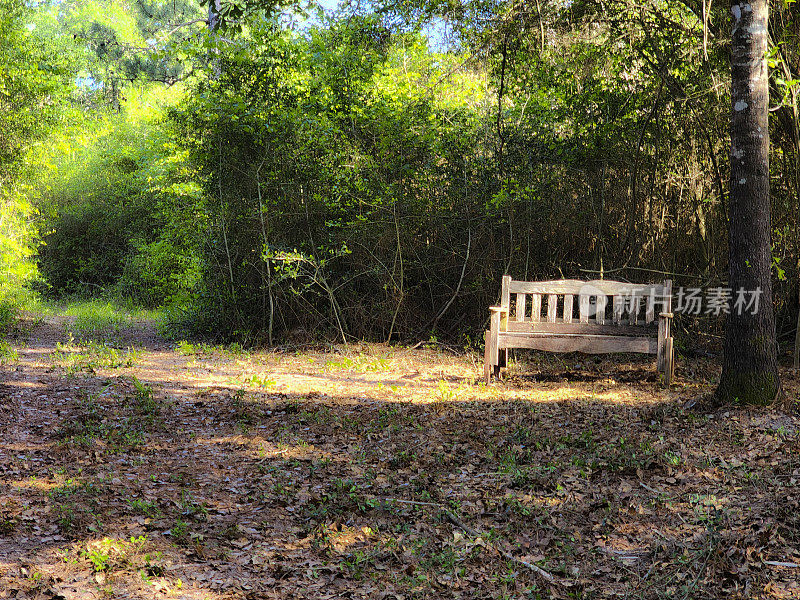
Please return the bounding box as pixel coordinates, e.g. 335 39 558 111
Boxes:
547 294 558 322
501 275 511 310
579 295 590 323
516 293 526 322
507 321 657 336
509 279 666 296
498 333 657 354
629 294 638 325
563 294 573 323
596 295 607 325
645 292 655 324
531 294 541 322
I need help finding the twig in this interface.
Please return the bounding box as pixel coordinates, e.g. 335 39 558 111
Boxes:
164 18 208 36
429 228 471 331
408 339 465 354
639 481 661 495
680 540 714 600
442 510 560 584
599 547 643 561
379 498 441 507
765 561 800 568
372 496 560 583
579 266 705 279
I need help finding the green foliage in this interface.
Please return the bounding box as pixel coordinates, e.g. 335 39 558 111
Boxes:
53 340 141 375
0 340 19 365
128 498 159 517
21 0 800 350
324 354 391 372
80 536 149 572
169 519 190 544
168 17 494 341
48 0 204 109
36 87 203 306
130 376 160 417
0 0 70 171
64 300 132 343
119 238 202 306
175 339 246 357
0 188 38 329
0 301 18 335
0 0 73 330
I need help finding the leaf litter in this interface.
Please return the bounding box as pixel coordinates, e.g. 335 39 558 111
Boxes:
0 315 798 599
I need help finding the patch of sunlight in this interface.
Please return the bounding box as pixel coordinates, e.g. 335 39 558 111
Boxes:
515 387 639 404
23 296 61 316
11 478 60 493
2 379 47 390
530 496 566 509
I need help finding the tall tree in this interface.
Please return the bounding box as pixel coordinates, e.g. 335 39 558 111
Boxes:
716 0 779 404
51 0 206 110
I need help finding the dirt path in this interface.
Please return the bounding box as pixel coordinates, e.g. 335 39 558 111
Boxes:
1 316 799 599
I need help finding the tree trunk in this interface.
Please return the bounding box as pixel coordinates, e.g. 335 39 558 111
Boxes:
717 0 780 404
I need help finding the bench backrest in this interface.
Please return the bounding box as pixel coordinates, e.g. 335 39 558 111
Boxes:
500 277 672 336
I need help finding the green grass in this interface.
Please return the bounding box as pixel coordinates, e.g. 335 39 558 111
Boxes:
324 353 391 373
28 298 161 343
0 299 19 334
22 297 61 317
80 536 150 572
0 341 19 365
53 341 141 375
64 301 133 342
175 339 247 357
240 372 275 388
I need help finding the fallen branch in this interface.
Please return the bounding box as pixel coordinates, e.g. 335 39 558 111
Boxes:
764 561 800 568
379 498 441 507
442 509 560 585
639 481 662 495
371 496 560 583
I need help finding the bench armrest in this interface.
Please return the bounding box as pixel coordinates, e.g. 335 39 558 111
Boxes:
659 312 674 319
489 305 509 313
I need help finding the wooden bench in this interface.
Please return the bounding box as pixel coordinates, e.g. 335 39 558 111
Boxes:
484 276 674 384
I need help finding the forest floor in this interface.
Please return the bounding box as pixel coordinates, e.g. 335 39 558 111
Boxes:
1 311 799 600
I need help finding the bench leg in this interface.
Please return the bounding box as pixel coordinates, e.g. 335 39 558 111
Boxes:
657 309 673 385
484 310 502 383
664 337 674 386
483 331 493 384
484 330 500 384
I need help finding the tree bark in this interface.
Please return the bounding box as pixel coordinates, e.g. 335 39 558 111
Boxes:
717 0 780 404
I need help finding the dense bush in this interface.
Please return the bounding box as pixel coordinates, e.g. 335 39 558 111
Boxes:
29 2 800 347
0 0 73 329
36 90 203 306
163 13 743 343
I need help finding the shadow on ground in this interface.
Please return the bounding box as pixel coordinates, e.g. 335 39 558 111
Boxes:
1 317 798 599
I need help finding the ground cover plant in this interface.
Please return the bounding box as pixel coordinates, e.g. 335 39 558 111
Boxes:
1 313 799 599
